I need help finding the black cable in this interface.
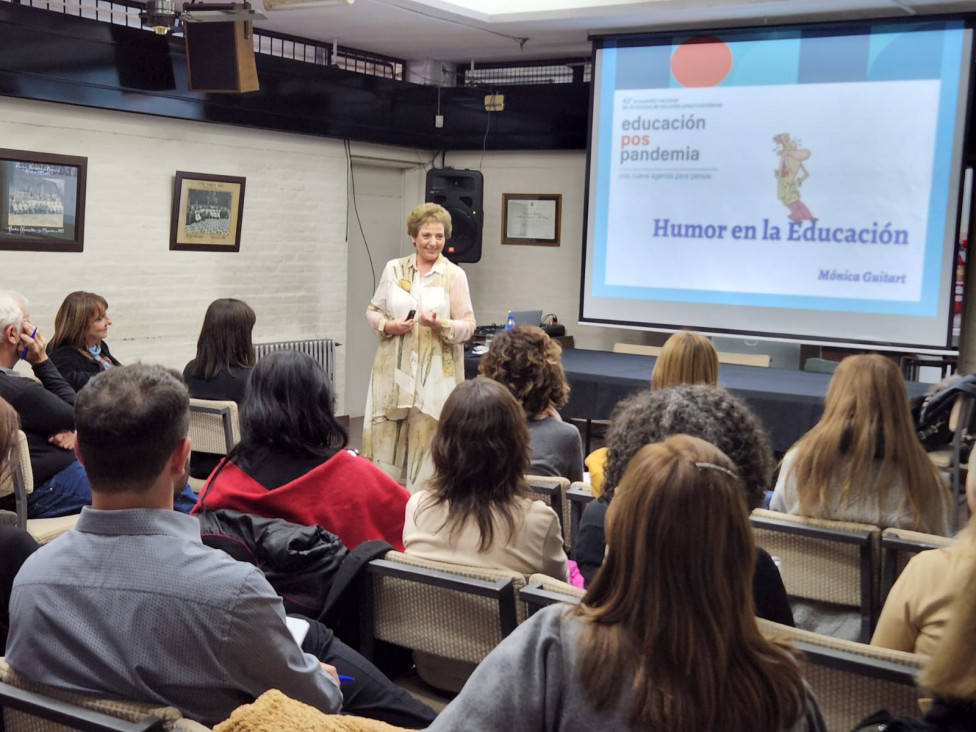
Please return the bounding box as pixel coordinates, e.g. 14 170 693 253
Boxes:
345 139 376 293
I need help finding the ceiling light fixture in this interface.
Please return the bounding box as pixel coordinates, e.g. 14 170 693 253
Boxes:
263 0 353 11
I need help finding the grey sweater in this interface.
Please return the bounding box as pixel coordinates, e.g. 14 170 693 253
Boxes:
427 604 826 732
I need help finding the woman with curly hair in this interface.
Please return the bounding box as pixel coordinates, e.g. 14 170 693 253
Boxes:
430 435 824 732
47 291 120 391
478 325 582 481
770 354 951 535
403 376 567 580
574 384 794 625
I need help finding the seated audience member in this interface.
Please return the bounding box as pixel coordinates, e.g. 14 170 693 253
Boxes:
5 364 435 729
478 325 583 482
429 436 825 732
0 290 89 518
47 291 120 391
403 376 568 581
195 350 410 550
574 384 793 626
586 330 719 493
857 555 976 731
183 298 256 479
770 354 951 535
0 396 39 652
872 448 976 656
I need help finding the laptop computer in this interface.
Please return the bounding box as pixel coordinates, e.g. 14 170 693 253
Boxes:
510 309 543 327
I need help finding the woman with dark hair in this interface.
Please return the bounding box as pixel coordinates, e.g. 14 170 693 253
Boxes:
47 291 120 390
403 376 568 580
574 384 794 626
183 299 256 479
771 354 950 534
430 435 825 732
478 325 582 481
0 396 39 651
193 350 410 550
183 298 256 405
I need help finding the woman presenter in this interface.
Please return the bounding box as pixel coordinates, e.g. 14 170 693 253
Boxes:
364 202 475 492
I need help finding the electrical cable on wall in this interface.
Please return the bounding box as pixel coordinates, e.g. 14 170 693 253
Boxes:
344 139 377 292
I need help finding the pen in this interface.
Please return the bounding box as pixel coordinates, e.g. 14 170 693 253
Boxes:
338 675 355 683
21 327 36 360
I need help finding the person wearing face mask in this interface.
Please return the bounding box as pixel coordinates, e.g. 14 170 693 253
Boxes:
363 202 476 493
48 291 120 391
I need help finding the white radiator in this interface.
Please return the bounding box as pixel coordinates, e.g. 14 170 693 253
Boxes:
254 339 336 389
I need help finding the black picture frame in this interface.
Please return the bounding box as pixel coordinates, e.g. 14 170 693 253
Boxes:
0 148 87 253
170 171 246 252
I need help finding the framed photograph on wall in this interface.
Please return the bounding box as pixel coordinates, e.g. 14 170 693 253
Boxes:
501 193 561 247
170 171 246 252
0 148 87 253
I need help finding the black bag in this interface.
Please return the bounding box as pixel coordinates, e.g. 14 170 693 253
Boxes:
917 374 976 453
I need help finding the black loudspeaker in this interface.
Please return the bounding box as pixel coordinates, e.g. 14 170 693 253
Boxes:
425 168 483 264
184 19 259 93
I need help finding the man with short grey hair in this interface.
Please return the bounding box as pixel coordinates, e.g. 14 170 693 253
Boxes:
0 290 86 517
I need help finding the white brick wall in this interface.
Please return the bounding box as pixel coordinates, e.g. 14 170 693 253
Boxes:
0 97 355 411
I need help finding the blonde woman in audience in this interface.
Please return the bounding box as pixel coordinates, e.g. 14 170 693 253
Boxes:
430 435 825 732
478 324 583 482
403 376 568 581
47 291 120 390
858 553 976 730
587 329 718 492
770 354 951 535
650 329 719 390
872 447 976 655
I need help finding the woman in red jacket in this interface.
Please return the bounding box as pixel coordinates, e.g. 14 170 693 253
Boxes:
194 350 409 550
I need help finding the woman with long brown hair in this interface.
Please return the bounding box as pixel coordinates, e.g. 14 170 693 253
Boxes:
403 376 567 580
47 291 120 390
770 354 951 534
430 435 824 732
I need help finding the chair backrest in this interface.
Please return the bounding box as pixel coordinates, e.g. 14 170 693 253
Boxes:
525 475 570 549
756 619 925 732
520 575 584 617
359 552 525 669
187 400 240 456
880 527 955 604
611 343 662 357
0 430 32 529
566 481 595 547
716 351 772 367
0 659 208 731
750 508 881 641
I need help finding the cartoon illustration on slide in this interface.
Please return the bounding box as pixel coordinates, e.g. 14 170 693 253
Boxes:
773 132 817 223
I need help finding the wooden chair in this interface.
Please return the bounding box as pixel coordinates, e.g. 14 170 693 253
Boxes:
750 508 881 642
716 351 771 367
520 575 584 616
0 659 207 731
566 481 595 547
525 475 570 549
880 527 954 604
611 343 662 357
187 399 240 492
0 430 79 544
756 619 925 732
359 552 525 693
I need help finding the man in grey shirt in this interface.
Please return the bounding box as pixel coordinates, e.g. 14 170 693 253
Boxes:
6 364 433 728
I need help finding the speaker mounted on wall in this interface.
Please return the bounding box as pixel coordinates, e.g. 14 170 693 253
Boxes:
425 168 483 264
184 14 259 93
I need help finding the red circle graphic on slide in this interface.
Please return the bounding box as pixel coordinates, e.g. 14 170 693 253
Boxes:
671 36 733 87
